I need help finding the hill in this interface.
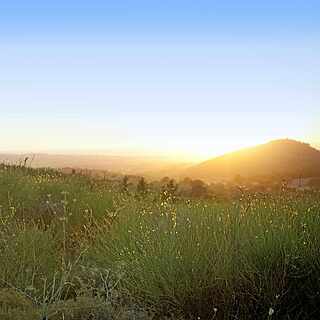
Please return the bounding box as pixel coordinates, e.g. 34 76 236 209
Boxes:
185 139 320 181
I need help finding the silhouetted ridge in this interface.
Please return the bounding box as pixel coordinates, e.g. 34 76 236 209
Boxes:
186 139 320 181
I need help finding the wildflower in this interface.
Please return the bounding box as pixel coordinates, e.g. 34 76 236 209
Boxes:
269 307 274 316
25 285 36 292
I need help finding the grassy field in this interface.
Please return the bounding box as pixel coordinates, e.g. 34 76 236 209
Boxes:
0 164 320 319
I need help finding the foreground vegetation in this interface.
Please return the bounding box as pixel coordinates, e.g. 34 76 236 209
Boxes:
0 164 320 319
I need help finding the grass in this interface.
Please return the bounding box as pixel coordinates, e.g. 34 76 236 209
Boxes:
0 164 320 319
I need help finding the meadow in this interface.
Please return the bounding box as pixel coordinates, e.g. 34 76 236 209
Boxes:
0 164 320 319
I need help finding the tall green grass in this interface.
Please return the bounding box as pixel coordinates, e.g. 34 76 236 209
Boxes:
1 164 320 319
90 195 320 319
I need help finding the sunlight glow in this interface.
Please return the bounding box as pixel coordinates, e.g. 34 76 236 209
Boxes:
1 110 316 162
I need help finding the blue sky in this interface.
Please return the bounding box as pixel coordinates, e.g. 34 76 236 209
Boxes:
0 1 319 160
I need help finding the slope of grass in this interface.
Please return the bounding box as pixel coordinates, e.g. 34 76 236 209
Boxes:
0 164 320 319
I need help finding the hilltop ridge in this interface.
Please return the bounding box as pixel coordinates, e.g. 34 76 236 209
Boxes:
184 139 320 181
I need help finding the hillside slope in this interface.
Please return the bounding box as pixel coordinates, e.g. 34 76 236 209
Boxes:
185 139 320 181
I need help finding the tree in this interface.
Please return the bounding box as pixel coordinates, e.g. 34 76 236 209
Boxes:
137 177 147 196
191 179 209 198
121 175 130 193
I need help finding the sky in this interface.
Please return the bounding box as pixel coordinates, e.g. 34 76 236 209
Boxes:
0 0 319 161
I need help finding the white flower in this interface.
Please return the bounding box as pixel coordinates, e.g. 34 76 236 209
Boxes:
269 307 275 316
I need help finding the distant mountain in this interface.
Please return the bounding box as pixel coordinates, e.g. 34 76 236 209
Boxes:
184 139 320 182
0 153 191 178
